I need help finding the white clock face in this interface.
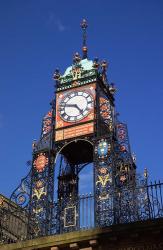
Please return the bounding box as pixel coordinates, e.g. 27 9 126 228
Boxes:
59 91 94 122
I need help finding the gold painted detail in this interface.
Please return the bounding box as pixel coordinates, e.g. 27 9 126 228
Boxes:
36 180 44 188
99 193 109 200
33 207 43 214
72 68 81 80
64 206 76 228
33 226 41 236
99 167 108 174
32 187 46 200
96 174 111 187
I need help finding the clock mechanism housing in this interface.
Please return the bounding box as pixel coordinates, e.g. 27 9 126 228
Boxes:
55 83 96 141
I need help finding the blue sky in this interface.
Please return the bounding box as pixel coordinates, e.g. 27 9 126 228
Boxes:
0 0 163 197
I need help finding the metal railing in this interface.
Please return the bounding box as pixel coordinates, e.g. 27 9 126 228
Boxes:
75 181 163 229
79 193 94 229
147 181 163 219
1 181 163 244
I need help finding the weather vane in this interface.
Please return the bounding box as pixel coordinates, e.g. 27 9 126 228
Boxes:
81 19 88 59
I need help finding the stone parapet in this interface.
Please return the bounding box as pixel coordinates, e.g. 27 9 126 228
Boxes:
1 218 163 250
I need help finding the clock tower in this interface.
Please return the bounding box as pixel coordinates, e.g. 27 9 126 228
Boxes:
52 19 136 233
11 19 136 238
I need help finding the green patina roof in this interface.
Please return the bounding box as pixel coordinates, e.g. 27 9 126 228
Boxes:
63 58 94 77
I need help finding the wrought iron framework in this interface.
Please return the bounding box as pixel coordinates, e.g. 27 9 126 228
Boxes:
1 19 163 245
1 181 163 245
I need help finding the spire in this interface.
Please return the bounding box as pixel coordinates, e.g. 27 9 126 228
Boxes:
80 19 88 59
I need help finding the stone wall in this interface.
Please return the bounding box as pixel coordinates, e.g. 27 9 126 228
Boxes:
1 218 163 250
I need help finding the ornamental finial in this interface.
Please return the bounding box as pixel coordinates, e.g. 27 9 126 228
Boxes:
80 19 88 59
53 68 61 87
144 168 148 178
73 52 81 64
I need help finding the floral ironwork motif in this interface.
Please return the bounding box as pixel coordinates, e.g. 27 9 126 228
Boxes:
99 97 113 130
33 153 49 173
41 110 53 137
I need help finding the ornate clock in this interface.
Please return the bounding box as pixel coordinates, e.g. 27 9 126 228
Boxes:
59 91 94 122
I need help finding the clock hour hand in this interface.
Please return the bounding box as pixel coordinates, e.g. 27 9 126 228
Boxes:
65 103 83 113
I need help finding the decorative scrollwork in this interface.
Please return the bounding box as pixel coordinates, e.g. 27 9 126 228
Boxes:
10 169 31 209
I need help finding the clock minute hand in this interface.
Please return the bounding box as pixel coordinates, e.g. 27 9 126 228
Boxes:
66 103 83 113
74 104 84 113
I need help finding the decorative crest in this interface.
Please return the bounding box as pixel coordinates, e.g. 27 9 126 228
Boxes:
80 19 88 59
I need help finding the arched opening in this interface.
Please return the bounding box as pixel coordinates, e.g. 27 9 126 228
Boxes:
60 139 93 165
54 139 94 232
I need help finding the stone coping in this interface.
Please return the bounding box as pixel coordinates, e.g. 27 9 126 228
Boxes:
1 218 163 250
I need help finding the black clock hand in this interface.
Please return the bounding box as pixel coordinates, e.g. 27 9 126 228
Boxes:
65 103 84 113
74 104 84 113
